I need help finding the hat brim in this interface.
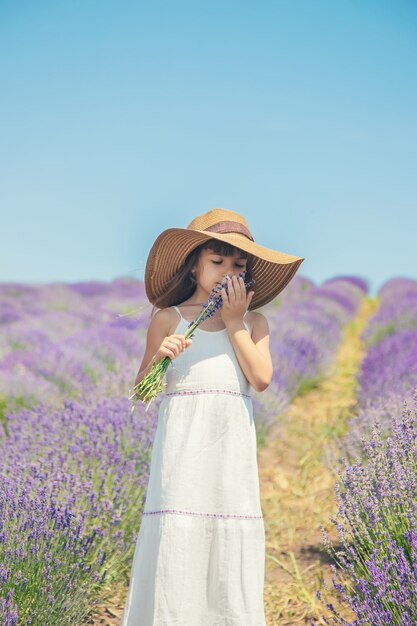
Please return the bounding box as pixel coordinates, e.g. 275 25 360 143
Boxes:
145 227 305 311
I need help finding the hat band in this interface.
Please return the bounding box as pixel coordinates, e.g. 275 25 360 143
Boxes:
203 220 254 241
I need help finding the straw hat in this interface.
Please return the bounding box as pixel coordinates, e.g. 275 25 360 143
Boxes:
144 208 305 311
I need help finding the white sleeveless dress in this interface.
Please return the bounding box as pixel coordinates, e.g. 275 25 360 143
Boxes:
120 306 266 626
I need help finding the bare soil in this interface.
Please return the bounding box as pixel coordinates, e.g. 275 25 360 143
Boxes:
259 297 377 625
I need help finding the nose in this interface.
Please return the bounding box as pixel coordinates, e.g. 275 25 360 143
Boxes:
221 270 246 281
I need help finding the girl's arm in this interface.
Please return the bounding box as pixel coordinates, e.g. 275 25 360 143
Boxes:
226 312 273 393
133 309 192 387
134 310 169 387
134 353 160 388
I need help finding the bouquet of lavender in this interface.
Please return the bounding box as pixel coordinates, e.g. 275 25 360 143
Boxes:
129 271 255 412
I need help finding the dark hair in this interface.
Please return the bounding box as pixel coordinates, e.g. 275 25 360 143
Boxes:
149 238 254 319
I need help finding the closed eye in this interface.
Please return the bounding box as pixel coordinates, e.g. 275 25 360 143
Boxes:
211 261 246 268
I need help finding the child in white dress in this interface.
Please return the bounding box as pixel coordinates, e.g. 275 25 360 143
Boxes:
120 208 304 625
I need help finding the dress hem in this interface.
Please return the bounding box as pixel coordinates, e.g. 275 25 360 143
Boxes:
143 508 264 520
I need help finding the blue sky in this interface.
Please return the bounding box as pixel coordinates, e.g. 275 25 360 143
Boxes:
1 0 416 296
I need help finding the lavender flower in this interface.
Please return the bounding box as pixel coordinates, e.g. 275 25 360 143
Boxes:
319 393 417 625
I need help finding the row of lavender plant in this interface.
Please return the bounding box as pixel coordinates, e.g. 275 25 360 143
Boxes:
0 280 155 625
0 275 367 624
255 275 368 443
0 276 367 443
317 278 417 625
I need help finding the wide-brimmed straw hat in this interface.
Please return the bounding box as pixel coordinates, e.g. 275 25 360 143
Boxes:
144 208 305 311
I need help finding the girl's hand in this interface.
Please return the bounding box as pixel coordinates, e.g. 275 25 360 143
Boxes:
220 275 255 325
155 334 192 361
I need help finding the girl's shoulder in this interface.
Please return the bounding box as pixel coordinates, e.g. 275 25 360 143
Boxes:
249 311 270 342
250 310 267 318
248 310 267 325
153 306 182 336
148 306 178 336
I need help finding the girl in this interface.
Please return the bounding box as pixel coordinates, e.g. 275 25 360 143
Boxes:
120 208 304 625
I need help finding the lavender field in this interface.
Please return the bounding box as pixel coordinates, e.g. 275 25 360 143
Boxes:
317 278 417 625
1 275 416 625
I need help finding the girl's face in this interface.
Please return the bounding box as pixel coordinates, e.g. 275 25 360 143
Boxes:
192 247 248 300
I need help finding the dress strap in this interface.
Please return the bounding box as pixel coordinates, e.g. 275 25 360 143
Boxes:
171 305 186 325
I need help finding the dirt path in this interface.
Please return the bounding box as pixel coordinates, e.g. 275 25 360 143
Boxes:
259 296 377 625
83 296 377 625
